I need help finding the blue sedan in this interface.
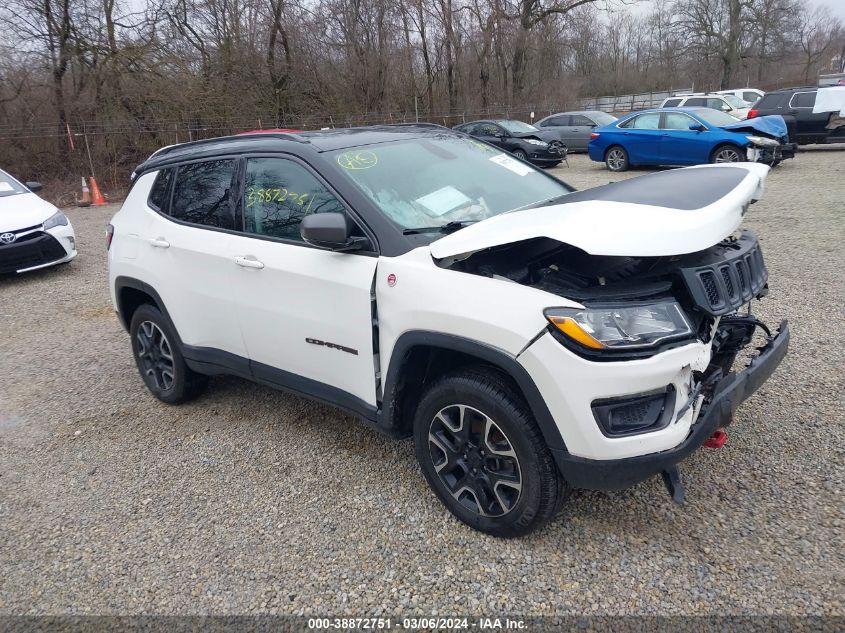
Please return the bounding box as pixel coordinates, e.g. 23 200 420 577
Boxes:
587 107 795 172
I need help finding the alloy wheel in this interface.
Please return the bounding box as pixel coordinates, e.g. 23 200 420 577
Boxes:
607 148 626 170
714 148 742 163
135 321 175 391
428 404 522 517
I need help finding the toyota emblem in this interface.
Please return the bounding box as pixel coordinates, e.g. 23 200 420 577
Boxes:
0 232 16 244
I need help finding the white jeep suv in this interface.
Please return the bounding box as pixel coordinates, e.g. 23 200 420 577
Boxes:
108 127 788 537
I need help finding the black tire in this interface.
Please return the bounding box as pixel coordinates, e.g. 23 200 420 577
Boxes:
605 145 629 172
512 149 528 161
710 144 744 164
129 303 208 404
413 366 569 537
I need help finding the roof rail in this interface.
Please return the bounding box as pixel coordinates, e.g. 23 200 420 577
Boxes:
381 122 449 130
151 132 304 159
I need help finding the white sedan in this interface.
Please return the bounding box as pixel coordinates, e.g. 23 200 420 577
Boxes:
0 168 77 274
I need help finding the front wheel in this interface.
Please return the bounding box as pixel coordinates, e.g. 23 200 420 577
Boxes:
512 149 528 161
413 367 569 537
711 144 744 163
605 145 629 171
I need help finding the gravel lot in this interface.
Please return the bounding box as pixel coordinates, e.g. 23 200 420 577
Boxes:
1 150 843 617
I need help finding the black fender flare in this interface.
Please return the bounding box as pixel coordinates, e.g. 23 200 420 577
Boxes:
113 276 181 343
379 331 567 452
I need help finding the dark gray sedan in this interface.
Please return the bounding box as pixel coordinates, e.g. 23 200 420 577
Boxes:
534 110 618 151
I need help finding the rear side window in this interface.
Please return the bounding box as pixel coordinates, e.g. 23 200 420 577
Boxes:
755 93 784 109
570 115 594 126
663 98 682 107
685 98 705 107
630 113 661 129
170 160 236 230
242 157 347 242
790 91 816 108
148 168 173 212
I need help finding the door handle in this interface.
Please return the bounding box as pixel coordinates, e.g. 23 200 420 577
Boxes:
234 255 265 269
149 237 170 248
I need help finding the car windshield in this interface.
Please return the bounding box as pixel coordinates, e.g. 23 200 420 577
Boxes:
591 112 618 125
329 135 573 231
694 109 741 127
0 170 28 198
496 120 539 134
722 94 747 108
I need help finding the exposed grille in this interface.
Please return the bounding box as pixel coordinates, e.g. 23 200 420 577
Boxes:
720 266 735 299
0 232 66 274
680 230 768 316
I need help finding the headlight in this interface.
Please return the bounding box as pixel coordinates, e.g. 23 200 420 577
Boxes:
525 138 548 147
746 135 779 147
545 301 694 351
42 210 69 231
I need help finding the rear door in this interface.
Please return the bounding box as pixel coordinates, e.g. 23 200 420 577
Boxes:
787 90 828 142
620 113 663 164
137 159 247 364
568 114 599 150
538 115 570 145
227 155 380 408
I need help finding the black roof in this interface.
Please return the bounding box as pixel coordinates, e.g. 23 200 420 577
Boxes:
136 124 452 175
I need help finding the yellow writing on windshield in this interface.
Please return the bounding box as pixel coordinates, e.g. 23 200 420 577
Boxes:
337 150 378 170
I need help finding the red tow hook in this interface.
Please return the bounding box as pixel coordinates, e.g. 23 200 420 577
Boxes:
704 429 728 449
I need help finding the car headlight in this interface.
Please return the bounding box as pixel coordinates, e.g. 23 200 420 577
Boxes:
545 301 694 351
43 210 69 230
746 135 779 147
525 138 548 147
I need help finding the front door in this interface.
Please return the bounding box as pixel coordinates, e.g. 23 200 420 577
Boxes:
659 112 712 164
228 156 379 409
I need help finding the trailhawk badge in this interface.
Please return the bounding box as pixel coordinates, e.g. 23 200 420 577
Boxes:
0 232 17 244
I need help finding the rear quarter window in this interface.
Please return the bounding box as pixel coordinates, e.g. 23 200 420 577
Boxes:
663 98 682 107
148 168 173 212
755 94 784 109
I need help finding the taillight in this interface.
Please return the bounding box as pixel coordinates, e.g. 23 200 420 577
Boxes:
106 224 114 251
747 109 758 119
590 132 600 139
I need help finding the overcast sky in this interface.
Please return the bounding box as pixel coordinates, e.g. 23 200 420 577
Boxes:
811 0 845 21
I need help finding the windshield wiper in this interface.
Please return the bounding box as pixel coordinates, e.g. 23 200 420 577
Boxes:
402 220 477 235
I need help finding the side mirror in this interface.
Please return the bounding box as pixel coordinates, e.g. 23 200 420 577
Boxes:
689 123 706 132
300 212 367 251
26 181 43 192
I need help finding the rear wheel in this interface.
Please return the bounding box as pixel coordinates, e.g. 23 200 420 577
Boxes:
711 144 744 163
413 367 568 537
605 145 629 172
130 304 208 404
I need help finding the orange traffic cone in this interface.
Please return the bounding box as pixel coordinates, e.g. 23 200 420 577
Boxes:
89 177 106 206
78 177 91 207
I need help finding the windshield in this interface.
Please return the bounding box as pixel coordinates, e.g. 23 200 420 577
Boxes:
722 94 747 108
329 136 572 230
695 109 741 127
591 112 618 126
0 170 27 198
496 120 539 134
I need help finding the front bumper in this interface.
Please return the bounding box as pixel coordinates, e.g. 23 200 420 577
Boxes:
0 223 77 274
746 142 796 163
551 320 789 490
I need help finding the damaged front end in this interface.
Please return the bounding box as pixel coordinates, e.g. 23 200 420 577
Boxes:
722 115 797 163
441 228 789 499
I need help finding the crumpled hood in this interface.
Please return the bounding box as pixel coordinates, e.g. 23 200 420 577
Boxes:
721 114 787 138
513 130 560 144
430 163 769 260
0 192 57 232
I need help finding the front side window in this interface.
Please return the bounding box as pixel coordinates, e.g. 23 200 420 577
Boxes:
707 98 732 111
243 157 347 242
148 168 173 212
170 159 236 229
790 91 816 108
0 169 28 198
662 112 695 130
496 120 539 134
329 135 572 232
685 98 706 107
694 109 740 127
477 123 503 136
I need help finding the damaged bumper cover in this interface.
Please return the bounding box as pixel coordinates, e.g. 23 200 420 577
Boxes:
551 320 790 491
